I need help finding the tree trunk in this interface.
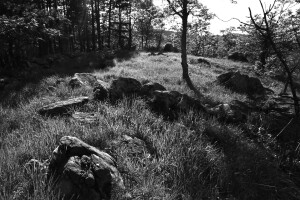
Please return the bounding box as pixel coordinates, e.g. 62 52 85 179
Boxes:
269 38 299 116
91 0 96 51
108 0 112 48
118 5 122 49
128 2 132 50
95 0 101 50
181 10 202 98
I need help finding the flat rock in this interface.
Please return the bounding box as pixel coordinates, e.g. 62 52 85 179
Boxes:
69 73 99 88
38 96 89 117
48 136 125 200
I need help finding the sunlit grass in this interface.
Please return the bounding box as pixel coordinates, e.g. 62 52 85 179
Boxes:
1 52 299 199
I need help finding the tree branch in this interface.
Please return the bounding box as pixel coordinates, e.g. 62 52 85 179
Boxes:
166 0 183 17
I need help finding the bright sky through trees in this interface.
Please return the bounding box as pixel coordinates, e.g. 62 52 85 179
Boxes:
153 0 292 34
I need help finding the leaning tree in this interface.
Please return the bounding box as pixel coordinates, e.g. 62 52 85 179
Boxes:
249 0 300 116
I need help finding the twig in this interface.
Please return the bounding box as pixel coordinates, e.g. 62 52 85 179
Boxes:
271 118 294 142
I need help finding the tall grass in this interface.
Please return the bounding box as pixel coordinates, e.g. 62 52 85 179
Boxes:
1 52 299 199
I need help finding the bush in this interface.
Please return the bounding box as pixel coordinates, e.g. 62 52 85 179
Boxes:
163 43 174 52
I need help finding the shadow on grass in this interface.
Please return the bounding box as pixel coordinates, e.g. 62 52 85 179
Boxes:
0 50 139 107
203 124 300 200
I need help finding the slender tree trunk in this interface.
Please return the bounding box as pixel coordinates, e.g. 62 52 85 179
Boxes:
128 2 132 50
181 10 202 98
108 0 112 48
96 0 101 50
118 5 122 49
91 0 96 51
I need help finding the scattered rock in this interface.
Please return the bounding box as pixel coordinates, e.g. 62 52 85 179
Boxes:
148 90 205 119
48 136 126 200
109 77 142 101
197 58 211 66
217 71 265 95
208 100 251 122
140 82 166 97
72 112 98 124
119 135 151 158
38 96 89 117
177 94 206 113
148 90 180 119
69 73 99 89
93 84 109 101
24 159 48 176
228 52 248 62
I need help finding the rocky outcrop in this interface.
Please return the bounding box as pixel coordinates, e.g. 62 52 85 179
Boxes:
109 77 142 101
38 96 89 117
207 100 251 122
148 90 206 119
140 82 166 97
69 73 100 89
217 71 265 95
93 84 109 101
48 136 126 200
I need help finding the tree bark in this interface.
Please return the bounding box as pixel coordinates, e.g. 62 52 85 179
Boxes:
181 9 202 98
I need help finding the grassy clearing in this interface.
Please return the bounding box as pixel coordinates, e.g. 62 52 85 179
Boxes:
1 52 299 199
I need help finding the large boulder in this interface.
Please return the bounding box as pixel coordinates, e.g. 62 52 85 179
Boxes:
93 83 109 101
228 52 248 62
148 90 182 119
48 136 126 200
217 71 265 95
177 94 206 112
148 90 205 119
38 96 89 117
69 73 100 89
109 77 142 101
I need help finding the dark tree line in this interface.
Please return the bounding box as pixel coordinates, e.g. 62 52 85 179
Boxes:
0 0 165 70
